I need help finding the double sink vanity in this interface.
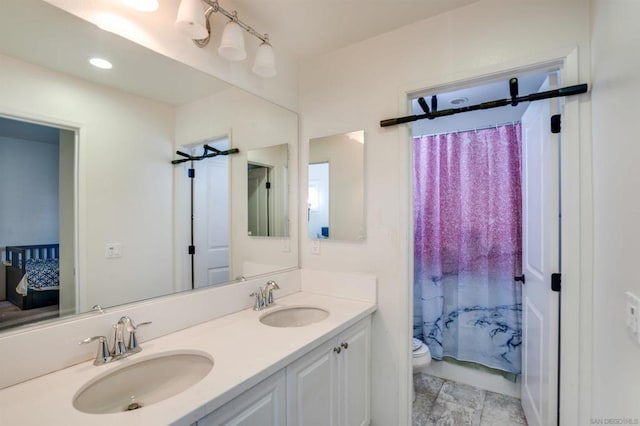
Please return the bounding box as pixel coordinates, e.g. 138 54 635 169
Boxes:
0 270 376 425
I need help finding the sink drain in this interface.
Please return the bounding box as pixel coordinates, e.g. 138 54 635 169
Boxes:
126 401 143 411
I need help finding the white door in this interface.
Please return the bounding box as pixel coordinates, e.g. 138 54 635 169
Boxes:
520 75 560 426
192 139 230 288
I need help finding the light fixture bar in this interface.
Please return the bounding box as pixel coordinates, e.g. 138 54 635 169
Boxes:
201 0 268 44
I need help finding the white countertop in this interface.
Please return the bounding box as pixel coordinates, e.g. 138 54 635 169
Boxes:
0 291 376 425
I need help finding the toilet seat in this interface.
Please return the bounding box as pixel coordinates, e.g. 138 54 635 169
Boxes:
412 344 430 358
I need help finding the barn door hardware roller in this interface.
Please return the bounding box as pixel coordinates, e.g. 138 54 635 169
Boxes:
379 78 588 127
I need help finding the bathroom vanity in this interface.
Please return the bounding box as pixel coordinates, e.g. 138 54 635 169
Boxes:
0 283 376 425
198 316 371 426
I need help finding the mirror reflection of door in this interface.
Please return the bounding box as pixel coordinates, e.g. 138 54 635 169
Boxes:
246 144 289 238
0 116 76 328
308 162 330 239
247 164 271 236
191 138 230 288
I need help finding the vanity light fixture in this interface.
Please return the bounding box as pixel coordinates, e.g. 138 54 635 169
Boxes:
174 0 277 77
122 0 159 12
89 57 113 69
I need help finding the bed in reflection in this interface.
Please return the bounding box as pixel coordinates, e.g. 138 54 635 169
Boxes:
4 244 60 310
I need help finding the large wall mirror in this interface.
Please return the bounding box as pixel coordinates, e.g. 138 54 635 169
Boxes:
308 131 365 241
0 0 298 333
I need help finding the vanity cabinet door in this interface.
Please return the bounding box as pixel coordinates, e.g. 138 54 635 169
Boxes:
286 316 371 426
336 317 371 426
286 338 339 426
197 369 286 426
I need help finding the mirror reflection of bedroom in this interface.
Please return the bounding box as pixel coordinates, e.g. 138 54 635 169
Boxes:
0 116 75 331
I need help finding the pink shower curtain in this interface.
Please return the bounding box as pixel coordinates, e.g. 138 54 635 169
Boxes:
413 124 523 374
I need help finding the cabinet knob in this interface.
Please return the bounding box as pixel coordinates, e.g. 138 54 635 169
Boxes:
333 346 341 354
341 342 349 350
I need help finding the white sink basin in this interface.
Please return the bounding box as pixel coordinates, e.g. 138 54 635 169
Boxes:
259 306 329 327
73 350 213 414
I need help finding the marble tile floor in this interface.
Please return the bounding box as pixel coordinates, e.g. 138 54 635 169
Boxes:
413 373 528 426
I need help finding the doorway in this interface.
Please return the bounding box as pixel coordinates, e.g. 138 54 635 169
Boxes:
0 115 77 328
308 162 330 239
247 164 272 237
410 69 561 426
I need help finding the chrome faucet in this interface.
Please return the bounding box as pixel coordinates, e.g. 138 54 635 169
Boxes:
249 280 280 311
80 316 152 365
122 316 151 354
111 318 128 358
265 280 280 305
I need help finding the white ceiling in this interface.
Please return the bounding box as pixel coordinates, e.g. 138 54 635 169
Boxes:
231 0 480 57
107 0 481 57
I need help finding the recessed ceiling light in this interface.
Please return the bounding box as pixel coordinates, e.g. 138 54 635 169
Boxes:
122 0 159 12
89 58 113 69
450 97 469 106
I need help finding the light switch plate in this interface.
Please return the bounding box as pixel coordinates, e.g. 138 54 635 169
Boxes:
311 239 320 255
625 291 640 338
105 243 122 259
627 301 638 332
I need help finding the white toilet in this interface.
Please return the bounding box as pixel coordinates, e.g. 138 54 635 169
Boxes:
412 338 432 401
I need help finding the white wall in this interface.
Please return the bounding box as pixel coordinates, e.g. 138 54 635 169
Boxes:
298 1 590 424
0 53 175 311
590 0 640 420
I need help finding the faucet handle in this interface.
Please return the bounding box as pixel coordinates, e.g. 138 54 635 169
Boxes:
249 291 263 310
79 335 111 365
126 320 151 354
120 316 152 333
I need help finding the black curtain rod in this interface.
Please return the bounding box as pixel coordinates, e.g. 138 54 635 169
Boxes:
380 82 588 128
171 147 240 164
